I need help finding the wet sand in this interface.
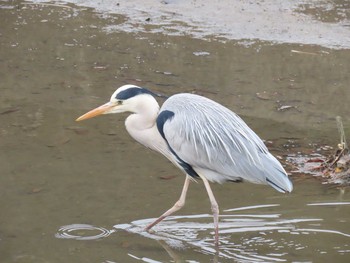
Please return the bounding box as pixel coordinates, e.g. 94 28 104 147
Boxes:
30 0 350 49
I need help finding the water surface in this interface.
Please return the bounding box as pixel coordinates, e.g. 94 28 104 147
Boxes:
0 1 349 262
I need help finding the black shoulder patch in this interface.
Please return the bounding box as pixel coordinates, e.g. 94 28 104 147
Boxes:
116 87 157 100
156 110 199 179
156 110 175 140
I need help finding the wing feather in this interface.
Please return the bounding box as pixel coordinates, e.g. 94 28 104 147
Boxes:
160 93 292 192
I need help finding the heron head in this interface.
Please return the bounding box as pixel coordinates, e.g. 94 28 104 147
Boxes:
76 85 164 121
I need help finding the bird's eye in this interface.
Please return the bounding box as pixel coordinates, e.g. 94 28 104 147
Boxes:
117 100 123 105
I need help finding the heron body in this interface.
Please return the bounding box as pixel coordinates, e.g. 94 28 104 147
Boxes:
77 84 293 245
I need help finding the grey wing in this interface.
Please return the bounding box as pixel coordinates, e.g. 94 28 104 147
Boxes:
160 93 293 193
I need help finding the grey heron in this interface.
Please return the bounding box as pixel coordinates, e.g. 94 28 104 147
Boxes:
76 84 293 245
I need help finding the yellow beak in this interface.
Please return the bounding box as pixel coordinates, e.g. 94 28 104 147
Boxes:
76 102 114 121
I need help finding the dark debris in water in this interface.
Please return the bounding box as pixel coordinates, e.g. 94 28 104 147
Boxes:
302 149 349 186
286 116 350 186
0 107 20 115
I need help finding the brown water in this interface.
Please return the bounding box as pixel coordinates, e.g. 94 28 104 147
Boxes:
1 1 350 262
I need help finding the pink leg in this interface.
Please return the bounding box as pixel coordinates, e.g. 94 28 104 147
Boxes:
201 176 220 246
145 176 191 231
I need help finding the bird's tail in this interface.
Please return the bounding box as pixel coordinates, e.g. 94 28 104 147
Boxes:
263 153 293 193
266 172 293 193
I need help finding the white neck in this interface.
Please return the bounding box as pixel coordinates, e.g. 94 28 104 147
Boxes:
125 95 159 129
124 95 165 152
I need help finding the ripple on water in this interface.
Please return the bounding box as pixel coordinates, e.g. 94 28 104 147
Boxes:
55 202 350 262
55 224 115 240
112 202 350 261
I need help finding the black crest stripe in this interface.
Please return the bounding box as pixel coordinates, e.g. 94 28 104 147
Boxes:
116 87 164 100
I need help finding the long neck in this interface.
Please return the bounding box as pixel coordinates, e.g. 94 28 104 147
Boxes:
124 96 163 151
125 96 159 130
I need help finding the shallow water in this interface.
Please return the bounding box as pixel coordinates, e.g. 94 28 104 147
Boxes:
1 1 350 262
